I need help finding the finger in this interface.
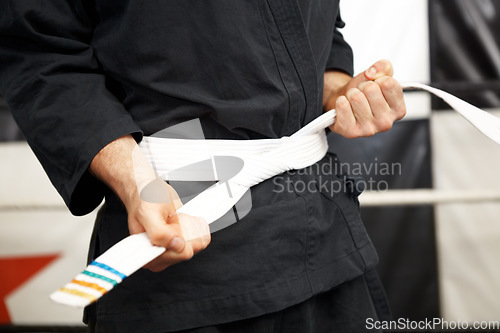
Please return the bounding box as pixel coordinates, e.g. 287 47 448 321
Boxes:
137 204 185 251
358 81 390 116
358 81 394 132
375 76 406 120
145 243 195 272
331 95 355 137
178 213 211 246
149 222 185 251
144 214 211 272
346 87 373 125
364 59 394 80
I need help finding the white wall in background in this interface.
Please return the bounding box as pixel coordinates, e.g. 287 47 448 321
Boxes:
432 110 500 322
341 0 500 322
0 143 92 325
340 0 431 119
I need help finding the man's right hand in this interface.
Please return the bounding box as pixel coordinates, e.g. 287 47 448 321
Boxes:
90 134 211 272
323 59 406 138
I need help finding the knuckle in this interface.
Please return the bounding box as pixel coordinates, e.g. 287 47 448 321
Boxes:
378 77 396 91
336 95 349 109
149 232 168 247
148 230 161 244
149 227 176 248
180 247 194 261
377 118 393 132
195 234 211 251
360 81 378 95
361 125 377 137
380 59 391 67
347 89 363 104
398 105 407 118
200 236 211 250
343 127 362 139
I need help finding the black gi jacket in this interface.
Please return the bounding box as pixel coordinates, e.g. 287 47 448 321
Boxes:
0 1 378 331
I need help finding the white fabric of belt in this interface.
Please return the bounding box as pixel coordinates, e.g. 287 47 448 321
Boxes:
50 83 500 308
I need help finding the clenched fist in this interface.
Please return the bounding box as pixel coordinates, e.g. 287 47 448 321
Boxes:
323 59 406 138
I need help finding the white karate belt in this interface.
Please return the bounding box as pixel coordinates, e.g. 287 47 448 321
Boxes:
50 83 500 308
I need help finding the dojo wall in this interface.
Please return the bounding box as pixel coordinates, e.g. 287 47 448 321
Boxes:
340 0 500 322
0 142 91 327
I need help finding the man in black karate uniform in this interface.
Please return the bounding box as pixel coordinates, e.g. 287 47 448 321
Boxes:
0 1 405 332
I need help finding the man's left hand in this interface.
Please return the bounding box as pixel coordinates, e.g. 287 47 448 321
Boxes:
323 59 406 138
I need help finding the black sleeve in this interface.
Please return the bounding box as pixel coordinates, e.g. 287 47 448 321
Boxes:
325 9 354 76
0 1 142 215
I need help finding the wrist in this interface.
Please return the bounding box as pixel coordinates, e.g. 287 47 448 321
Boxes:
323 70 352 110
89 134 156 212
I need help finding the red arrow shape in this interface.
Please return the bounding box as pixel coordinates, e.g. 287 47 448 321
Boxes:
0 254 58 324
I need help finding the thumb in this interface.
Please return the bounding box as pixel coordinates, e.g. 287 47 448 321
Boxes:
344 69 372 92
328 59 395 103
364 59 394 80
